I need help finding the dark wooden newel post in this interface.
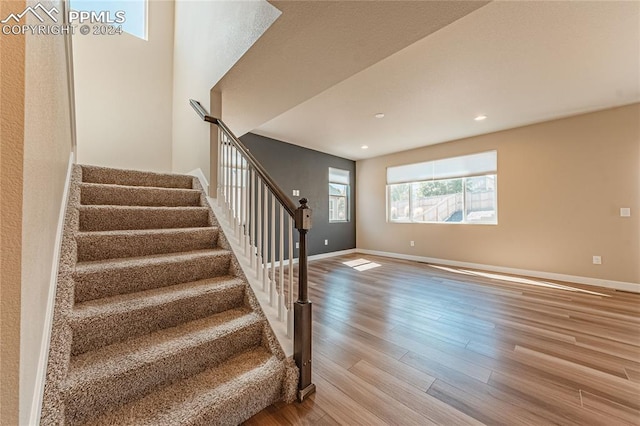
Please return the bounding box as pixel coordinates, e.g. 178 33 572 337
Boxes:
294 198 316 401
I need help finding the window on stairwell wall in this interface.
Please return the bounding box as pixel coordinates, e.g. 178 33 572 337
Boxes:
329 167 350 223
69 0 148 40
386 151 498 225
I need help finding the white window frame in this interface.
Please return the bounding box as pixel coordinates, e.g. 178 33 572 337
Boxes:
329 167 350 223
386 151 498 225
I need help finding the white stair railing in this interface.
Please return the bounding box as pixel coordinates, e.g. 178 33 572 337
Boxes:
190 99 315 402
218 131 297 338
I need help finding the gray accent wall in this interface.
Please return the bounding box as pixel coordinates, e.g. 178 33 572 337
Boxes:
240 133 356 256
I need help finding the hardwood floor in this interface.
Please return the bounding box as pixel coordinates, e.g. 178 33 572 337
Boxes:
243 254 640 425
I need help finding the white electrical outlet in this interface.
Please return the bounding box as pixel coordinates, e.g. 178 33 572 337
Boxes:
292 189 300 196
410 240 415 247
592 256 602 265
295 242 299 249
324 239 328 245
620 208 631 217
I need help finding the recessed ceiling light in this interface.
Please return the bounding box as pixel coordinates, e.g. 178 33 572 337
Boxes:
474 115 487 121
361 145 369 150
374 113 385 119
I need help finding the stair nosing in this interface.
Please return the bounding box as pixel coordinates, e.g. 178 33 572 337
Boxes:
75 227 218 238
80 165 195 189
65 310 262 387
80 182 201 193
74 248 230 273
71 276 245 320
79 205 208 211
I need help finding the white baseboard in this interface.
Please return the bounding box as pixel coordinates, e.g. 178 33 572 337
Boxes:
258 248 357 267
308 249 357 262
356 249 640 294
187 168 209 194
29 152 74 426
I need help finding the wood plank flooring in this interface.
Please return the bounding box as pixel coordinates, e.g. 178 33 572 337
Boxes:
243 254 640 425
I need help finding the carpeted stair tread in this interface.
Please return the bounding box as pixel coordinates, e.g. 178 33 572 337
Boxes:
85 347 284 426
41 164 298 426
79 205 210 231
70 276 246 355
63 310 264 424
66 309 260 382
74 249 232 302
76 227 219 262
80 182 201 207
81 165 194 189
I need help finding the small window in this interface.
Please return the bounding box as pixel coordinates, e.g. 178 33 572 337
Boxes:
329 167 350 222
387 151 497 224
70 0 147 40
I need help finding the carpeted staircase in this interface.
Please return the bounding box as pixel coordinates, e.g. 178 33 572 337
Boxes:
41 165 297 425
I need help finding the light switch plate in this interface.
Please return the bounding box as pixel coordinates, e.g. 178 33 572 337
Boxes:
620 208 631 217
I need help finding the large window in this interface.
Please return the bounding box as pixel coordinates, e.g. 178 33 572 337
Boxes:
329 167 350 222
387 151 497 224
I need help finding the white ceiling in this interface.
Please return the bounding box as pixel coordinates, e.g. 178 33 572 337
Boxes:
224 1 640 161
216 1 489 136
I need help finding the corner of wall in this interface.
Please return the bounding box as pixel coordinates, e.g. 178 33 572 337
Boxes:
0 2 26 423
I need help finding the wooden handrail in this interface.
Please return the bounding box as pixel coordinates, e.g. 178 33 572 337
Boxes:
190 99 315 402
189 99 297 217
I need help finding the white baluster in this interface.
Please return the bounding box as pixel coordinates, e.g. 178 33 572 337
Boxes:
262 185 268 292
217 128 223 204
223 139 227 209
249 168 256 267
287 216 294 338
232 146 237 235
227 140 232 221
235 149 241 238
278 207 285 321
221 138 226 207
228 143 232 221
270 193 276 307
241 158 247 256
256 177 262 280
244 159 250 254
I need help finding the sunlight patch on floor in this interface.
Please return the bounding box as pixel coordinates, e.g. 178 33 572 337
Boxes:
354 262 381 272
343 258 382 272
343 258 372 267
427 264 610 297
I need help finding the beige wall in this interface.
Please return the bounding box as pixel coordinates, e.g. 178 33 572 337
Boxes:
74 0 174 172
19 1 74 424
171 0 280 181
357 104 640 285
0 1 73 424
0 2 26 424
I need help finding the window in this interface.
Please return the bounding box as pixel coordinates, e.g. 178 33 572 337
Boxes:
387 151 497 224
70 0 147 40
329 167 350 222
